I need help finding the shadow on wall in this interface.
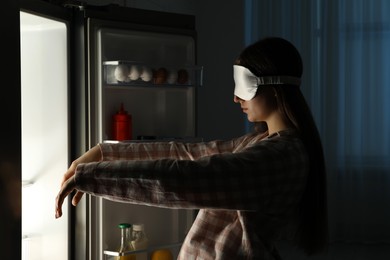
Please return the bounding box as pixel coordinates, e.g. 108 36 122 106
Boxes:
277 165 390 260
327 166 390 243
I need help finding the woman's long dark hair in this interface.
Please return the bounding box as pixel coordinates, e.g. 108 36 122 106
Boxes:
236 37 328 255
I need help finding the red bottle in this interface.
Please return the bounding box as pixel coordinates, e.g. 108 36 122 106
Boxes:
112 103 132 141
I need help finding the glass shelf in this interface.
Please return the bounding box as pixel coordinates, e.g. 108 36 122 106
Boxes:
103 242 182 258
103 61 203 87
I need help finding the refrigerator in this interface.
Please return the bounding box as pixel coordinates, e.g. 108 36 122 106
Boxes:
20 1 201 259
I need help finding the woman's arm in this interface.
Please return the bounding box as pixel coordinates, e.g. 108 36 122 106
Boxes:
55 132 263 217
99 134 255 161
73 137 309 212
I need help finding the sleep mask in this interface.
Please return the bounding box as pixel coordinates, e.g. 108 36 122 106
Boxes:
233 65 301 100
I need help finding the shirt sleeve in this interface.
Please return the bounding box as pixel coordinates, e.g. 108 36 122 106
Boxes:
74 135 309 213
98 133 259 161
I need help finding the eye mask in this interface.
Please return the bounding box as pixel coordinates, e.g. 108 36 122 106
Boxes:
233 65 301 100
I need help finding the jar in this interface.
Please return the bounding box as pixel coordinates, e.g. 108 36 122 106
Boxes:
131 223 148 260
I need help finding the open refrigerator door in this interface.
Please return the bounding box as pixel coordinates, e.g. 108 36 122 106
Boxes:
20 10 69 260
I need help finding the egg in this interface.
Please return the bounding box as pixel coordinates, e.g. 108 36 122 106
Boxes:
154 67 168 84
140 66 153 82
177 69 189 84
128 65 140 81
167 69 178 84
114 64 129 82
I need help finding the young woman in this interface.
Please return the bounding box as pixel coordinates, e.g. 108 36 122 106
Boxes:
55 37 328 259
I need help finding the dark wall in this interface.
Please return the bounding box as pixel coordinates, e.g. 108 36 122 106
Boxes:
0 0 21 259
194 1 246 140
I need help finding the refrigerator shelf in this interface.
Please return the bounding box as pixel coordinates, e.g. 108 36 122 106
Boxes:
103 61 203 87
103 242 182 257
104 82 198 90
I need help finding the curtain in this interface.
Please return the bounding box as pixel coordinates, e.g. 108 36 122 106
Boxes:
247 0 390 244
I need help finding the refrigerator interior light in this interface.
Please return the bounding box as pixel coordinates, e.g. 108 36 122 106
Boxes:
20 10 69 260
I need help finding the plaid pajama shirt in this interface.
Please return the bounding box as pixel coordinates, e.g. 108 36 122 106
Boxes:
75 129 309 259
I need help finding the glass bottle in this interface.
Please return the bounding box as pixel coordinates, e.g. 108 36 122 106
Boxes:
116 223 136 260
131 224 149 260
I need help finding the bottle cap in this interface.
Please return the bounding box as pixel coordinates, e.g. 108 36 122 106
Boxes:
118 223 131 229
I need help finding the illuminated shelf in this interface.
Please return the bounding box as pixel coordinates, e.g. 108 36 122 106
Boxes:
103 61 203 87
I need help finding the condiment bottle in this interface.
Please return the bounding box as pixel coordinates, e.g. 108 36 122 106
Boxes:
112 103 132 141
131 224 148 260
116 223 136 260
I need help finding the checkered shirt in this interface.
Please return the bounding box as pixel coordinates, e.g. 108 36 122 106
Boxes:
74 129 309 259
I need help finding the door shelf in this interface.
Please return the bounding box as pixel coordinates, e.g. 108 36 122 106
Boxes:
104 242 182 258
103 61 203 88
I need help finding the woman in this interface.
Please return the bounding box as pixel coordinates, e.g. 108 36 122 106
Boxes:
55 37 328 259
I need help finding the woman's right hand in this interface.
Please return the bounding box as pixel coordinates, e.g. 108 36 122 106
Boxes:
59 145 102 206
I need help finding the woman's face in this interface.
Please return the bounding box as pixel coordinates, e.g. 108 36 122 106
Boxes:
234 93 275 122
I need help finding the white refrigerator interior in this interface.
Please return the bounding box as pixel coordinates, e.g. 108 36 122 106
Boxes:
92 26 198 259
20 11 68 260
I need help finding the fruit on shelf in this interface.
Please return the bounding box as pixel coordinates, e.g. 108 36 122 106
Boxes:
150 249 173 260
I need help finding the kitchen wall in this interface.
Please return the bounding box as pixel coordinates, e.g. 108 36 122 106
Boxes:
86 0 247 140
193 1 247 140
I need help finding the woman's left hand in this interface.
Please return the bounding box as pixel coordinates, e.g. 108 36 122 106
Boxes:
55 175 77 219
55 145 102 219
